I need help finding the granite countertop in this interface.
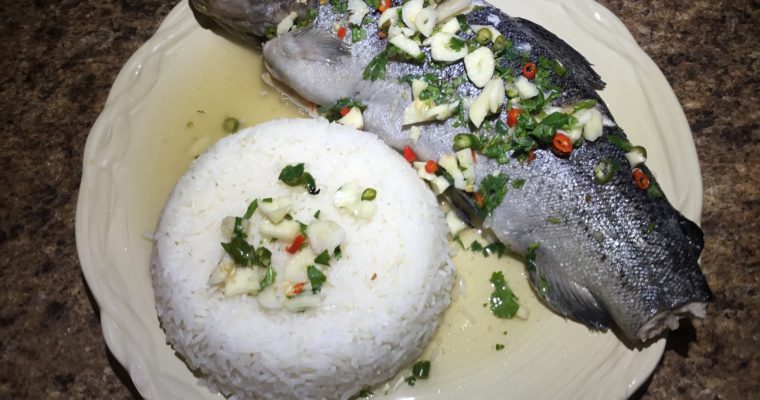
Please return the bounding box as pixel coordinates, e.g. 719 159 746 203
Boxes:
1 0 757 398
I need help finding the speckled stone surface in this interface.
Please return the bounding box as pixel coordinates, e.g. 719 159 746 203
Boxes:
0 0 757 399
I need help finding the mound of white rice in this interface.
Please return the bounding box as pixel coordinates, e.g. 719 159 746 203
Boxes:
151 118 454 399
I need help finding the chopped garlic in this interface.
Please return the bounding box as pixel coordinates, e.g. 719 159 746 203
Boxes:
414 161 437 181
378 6 399 28
455 148 476 191
208 256 234 286
356 200 377 220
439 17 461 34
415 6 437 37
223 267 262 297
402 0 424 29
348 0 369 25
307 219 345 255
390 34 422 58
582 109 603 141
430 32 468 62
446 210 468 237
258 196 292 224
468 77 504 127
276 12 297 36
464 46 495 88
439 154 466 190
514 76 539 99
260 219 301 241
625 149 647 167
429 175 451 195
337 106 364 129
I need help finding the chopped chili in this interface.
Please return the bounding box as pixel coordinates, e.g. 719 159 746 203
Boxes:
632 168 651 190
507 108 521 127
522 62 537 79
551 132 573 157
377 0 391 12
403 145 417 162
425 160 438 173
285 234 306 254
339 107 350 117
337 26 347 40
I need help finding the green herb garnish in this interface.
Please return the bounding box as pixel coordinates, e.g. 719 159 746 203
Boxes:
547 216 561 224
478 173 510 217
489 271 520 319
330 0 348 13
511 179 525 189
278 163 320 195
243 199 259 219
448 36 466 51
318 98 367 122
470 240 483 252
314 250 331 266
307 265 327 293
260 266 276 290
363 49 388 81
495 343 505 351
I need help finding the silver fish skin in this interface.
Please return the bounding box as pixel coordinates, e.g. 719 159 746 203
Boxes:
199 0 712 343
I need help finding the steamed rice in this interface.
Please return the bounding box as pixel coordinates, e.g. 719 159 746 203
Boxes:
151 118 454 399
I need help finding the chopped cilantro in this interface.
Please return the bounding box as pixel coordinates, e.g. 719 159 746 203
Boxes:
495 343 505 351
647 180 664 198
547 216 561 224
448 36 466 51
333 245 343 260
470 240 483 252
456 14 470 32
478 173 510 217
221 236 256 266
330 0 348 13
483 242 507 258
314 250 331 265
363 49 388 81
405 376 416 386
489 271 520 319
278 163 320 195
307 265 327 293
511 179 525 189
646 221 656 234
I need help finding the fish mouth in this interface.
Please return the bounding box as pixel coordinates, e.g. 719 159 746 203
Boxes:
636 302 708 341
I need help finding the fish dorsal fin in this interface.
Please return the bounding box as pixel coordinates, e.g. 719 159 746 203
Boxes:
529 263 610 330
513 17 605 91
291 26 350 64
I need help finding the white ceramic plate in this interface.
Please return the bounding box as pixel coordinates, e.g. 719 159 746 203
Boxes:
76 0 702 399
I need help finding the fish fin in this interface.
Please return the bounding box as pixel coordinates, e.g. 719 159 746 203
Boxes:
513 18 606 91
676 212 704 258
290 26 350 64
529 266 610 330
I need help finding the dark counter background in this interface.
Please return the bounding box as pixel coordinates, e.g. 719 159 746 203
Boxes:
1 0 758 398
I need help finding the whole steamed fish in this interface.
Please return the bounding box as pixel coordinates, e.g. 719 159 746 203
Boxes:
189 0 712 343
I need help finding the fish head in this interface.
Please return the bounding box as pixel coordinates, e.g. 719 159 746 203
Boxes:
263 27 361 105
190 0 318 44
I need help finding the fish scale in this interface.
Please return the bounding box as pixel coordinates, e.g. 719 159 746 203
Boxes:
190 0 711 343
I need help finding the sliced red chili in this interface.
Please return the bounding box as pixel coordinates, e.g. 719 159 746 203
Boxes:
474 192 484 208
424 160 438 173
337 26 347 40
522 62 537 79
507 108 521 127
285 234 305 254
292 282 305 295
339 107 350 117
377 0 391 12
403 145 417 162
632 168 651 190
551 132 573 157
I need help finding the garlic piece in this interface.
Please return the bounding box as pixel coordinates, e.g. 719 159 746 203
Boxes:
468 77 505 127
430 32 468 62
464 46 495 88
